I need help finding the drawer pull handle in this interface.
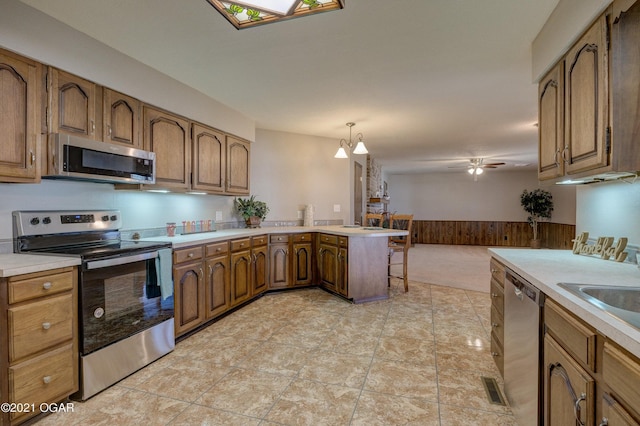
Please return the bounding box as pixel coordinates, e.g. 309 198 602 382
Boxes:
42 322 51 330
217 248 221 252
43 376 52 384
188 253 194 258
491 293 498 298
42 282 52 290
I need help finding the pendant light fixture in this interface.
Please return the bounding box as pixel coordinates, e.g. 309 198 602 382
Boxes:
334 122 368 158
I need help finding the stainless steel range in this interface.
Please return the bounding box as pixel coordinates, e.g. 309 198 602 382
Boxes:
13 210 175 400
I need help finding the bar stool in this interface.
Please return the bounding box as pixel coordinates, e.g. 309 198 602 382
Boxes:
388 214 413 292
364 213 384 227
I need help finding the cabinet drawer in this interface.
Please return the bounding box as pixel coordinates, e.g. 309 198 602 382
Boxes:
603 342 640 412
8 293 74 362
270 234 289 244
252 235 267 246
9 343 76 421
489 258 505 287
174 246 203 264
293 233 312 243
9 269 74 304
231 238 251 251
338 236 348 247
205 241 228 257
490 279 504 316
545 298 597 371
491 332 504 377
319 234 338 245
490 304 504 347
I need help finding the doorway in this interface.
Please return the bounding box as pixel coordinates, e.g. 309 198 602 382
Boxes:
354 161 363 225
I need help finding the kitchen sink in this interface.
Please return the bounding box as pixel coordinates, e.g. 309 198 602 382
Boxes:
558 283 640 331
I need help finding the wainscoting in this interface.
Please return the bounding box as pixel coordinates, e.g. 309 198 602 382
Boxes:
411 221 576 249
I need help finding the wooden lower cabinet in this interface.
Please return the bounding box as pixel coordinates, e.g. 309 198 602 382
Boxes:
269 241 290 289
292 241 313 286
602 392 640 426
336 246 348 297
251 242 268 296
173 259 205 337
544 334 595 426
318 242 338 291
316 234 348 297
205 254 230 319
1 267 78 425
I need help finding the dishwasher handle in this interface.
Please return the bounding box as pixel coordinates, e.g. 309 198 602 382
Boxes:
506 269 544 306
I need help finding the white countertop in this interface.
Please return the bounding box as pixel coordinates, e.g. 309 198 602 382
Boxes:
489 248 640 357
0 253 81 277
139 225 409 249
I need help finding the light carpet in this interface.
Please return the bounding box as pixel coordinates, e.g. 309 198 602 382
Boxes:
390 244 491 293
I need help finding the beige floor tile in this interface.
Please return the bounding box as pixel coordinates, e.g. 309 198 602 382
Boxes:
318 329 381 356
436 345 500 375
437 369 511 414
351 391 440 426
168 403 261 425
268 322 333 348
133 358 231 402
374 335 436 365
381 316 434 340
196 368 292 417
118 351 187 388
297 350 372 388
364 358 438 400
265 379 360 426
182 335 262 366
439 404 518 425
236 342 312 376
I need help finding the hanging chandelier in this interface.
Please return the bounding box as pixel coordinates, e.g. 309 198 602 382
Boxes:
334 122 368 158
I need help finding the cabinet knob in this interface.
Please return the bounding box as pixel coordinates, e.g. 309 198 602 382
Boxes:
491 352 499 357
216 247 221 252
492 322 499 328
491 293 498 298
30 150 36 165
188 253 194 258
42 322 51 330
278 237 282 241
43 376 52 384
42 282 52 290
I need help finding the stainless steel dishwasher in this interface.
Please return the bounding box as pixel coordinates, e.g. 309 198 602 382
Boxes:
504 268 545 426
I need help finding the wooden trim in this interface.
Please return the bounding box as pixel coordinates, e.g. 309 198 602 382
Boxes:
412 220 576 249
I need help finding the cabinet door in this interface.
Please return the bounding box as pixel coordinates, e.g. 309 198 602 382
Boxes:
318 243 338 291
564 14 609 175
602 393 640 426
0 50 40 182
49 68 99 139
336 246 348 296
205 254 230 319
293 242 313 286
192 123 226 193
226 136 250 194
173 261 205 336
538 62 565 180
230 250 251 306
103 88 141 148
252 245 268 295
269 243 290 289
143 106 190 189
544 335 595 426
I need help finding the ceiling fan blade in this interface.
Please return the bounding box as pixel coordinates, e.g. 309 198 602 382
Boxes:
481 165 498 169
482 162 505 166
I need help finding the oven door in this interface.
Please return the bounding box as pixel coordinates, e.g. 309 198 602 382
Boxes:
80 251 174 355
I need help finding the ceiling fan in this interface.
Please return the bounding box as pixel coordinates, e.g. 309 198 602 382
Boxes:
449 158 506 181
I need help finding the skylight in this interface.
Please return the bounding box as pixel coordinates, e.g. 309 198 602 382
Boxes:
206 0 344 29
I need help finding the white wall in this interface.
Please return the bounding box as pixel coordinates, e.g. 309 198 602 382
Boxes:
251 129 351 224
386 170 576 224
576 180 640 245
0 0 254 141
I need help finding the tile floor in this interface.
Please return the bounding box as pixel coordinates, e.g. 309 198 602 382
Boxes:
36 280 516 425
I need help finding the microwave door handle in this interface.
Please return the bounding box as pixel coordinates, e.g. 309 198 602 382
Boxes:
85 251 158 270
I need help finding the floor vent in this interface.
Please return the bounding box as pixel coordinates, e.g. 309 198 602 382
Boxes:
481 376 506 406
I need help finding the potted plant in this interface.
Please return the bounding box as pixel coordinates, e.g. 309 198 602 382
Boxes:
520 189 554 248
234 195 269 228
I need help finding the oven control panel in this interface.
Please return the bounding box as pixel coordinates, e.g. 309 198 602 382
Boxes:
13 210 122 236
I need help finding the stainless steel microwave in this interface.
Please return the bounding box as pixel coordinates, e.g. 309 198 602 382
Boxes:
45 134 156 184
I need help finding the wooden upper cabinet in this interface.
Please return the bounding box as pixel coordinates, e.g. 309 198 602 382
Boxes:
226 136 250 195
103 89 141 148
192 123 226 193
49 68 99 139
143 106 190 190
538 62 565 181
564 14 610 175
0 49 41 182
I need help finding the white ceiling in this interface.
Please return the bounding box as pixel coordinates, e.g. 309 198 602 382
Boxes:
22 0 559 174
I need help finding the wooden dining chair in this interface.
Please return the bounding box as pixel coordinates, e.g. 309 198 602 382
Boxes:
388 214 413 292
364 213 384 227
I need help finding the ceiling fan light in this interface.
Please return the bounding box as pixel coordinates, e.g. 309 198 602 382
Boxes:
476 167 483 175
334 147 348 158
467 168 475 175
353 141 368 154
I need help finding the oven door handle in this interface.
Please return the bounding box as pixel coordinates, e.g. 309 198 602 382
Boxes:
85 251 158 270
